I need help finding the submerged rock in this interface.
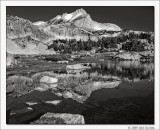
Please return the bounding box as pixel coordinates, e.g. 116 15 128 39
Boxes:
93 81 121 90
44 100 62 105
25 101 38 106
31 112 85 124
10 107 33 115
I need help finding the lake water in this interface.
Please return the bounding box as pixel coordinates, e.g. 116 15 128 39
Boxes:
86 60 154 82
7 60 154 124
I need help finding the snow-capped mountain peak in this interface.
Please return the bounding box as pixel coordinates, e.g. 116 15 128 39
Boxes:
47 8 121 31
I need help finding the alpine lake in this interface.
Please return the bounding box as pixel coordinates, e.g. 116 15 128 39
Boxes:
6 54 154 124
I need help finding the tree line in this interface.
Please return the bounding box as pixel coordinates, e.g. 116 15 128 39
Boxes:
47 32 153 53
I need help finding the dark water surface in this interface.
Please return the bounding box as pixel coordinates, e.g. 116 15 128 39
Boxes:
7 60 154 124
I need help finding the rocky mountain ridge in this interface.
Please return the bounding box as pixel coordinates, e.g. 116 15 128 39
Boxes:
6 8 154 55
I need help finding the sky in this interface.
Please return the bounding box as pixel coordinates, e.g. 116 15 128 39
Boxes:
7 6 154 32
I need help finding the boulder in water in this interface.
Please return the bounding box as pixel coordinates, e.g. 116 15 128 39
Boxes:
40 76 58 84
31 112 85 124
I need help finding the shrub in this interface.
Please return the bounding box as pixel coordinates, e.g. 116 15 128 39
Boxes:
74 81 93 96
7 75 33 97
58 76 80 90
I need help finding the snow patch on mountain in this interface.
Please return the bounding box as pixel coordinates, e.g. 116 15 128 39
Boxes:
62 13 73 21
69 12 84 22
55 15 62 20
93 26 103 30
33 21 45 26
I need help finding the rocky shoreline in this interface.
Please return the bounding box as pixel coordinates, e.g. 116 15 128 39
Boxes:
6 51 154 124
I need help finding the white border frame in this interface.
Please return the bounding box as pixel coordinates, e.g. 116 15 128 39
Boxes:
1 1 159 130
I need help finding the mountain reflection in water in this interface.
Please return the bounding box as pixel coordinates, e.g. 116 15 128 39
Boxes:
83 61 154 83
7 60 154 124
